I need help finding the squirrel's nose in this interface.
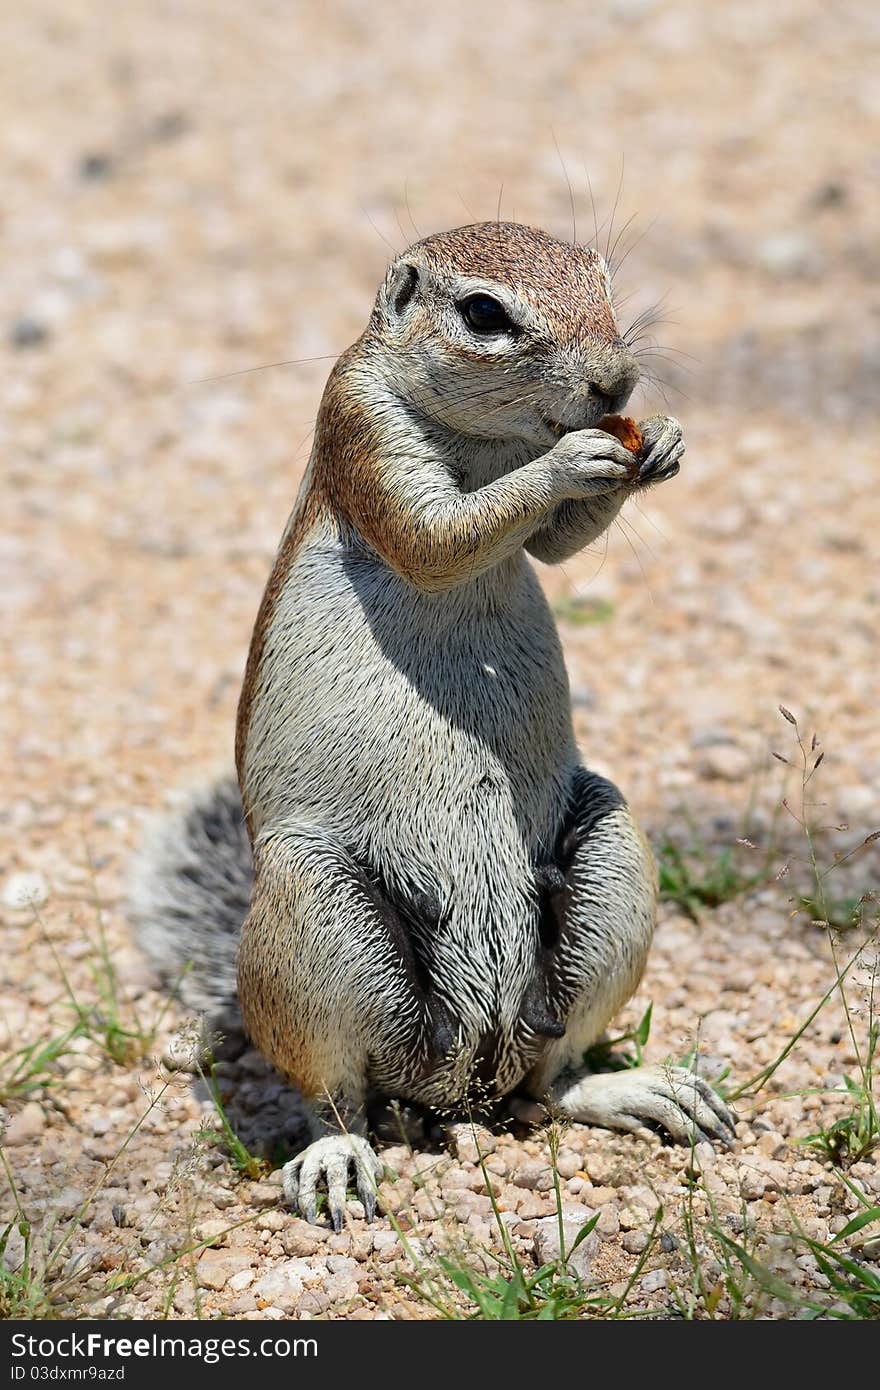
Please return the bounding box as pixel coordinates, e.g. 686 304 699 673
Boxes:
588 353 640 411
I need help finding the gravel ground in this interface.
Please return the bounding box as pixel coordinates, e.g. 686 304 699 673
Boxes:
2 0 879 1320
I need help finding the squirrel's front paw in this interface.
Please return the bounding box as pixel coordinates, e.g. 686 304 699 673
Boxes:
282 1133 383 1230
633 414 684 487
546 427 637 500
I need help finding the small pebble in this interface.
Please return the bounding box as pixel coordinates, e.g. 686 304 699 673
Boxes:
3 1102 46 1146
8 318 49 350
533 1210 600 1283
2 872 49 909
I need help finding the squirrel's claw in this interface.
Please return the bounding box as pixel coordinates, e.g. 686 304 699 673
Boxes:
634 414 684 487
281 1133 383 1229
355 1165 379 1224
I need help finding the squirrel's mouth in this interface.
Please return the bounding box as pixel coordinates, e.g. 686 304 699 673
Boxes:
541 406 608 437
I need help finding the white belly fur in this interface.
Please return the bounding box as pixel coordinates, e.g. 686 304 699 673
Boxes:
243 532 578 1047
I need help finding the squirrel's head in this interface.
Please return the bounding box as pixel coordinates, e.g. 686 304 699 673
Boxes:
371 221 639 447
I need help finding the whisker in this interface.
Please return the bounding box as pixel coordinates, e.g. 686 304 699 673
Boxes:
292 420 318 459
551 128 577 245
636 368 692 408
617 505 660 566
631 342 696 363
604 155 626 266
623 294 671 345
183 354 342 386
636 369 672 408
633 347 696 380
606 210 639 277
630 497 672 546
360 205 399 256
577 522 612 587
403 180 422 241
399 377 548 432
393 203 411 249
611 287 639 314
609 214 658 281
585 165 602 257
613 512 655 605
625 323 674 352
457 188 478 221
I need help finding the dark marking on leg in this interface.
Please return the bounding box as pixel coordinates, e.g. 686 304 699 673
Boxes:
525 771 632 1027
353 857 457 1066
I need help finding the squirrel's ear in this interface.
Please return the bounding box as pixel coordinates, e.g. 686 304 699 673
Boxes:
383 262 420 322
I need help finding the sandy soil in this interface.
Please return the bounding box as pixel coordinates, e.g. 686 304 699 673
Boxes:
2 0 879 1319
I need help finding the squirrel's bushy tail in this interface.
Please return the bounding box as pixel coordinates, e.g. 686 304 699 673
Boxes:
129 777 253 1015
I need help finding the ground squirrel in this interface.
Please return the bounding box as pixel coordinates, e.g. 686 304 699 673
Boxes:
132 221 734 1230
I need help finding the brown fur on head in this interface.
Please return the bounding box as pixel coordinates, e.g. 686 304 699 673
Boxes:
366 221 639 445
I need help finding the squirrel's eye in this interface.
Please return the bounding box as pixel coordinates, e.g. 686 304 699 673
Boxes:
459 294 516 335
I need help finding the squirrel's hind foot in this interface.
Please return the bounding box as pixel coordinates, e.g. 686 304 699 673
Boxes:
550 1063 736 1148
281 1133 383 1231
